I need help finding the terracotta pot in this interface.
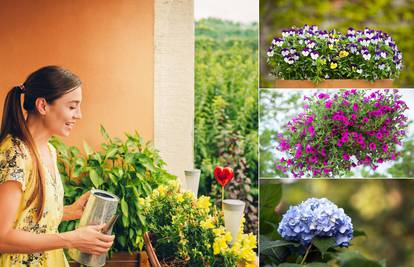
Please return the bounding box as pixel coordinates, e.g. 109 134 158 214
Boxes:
274 79 394 88
69 251 150 267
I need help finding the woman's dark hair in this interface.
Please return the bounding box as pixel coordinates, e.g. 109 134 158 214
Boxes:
0 65 81 222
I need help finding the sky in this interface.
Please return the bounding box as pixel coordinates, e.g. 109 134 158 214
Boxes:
194 0 258 23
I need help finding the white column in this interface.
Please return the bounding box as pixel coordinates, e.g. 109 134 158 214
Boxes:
154 0 194 181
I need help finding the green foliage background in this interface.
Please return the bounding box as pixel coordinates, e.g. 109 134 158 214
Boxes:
260 180 414 267
260 0 414 87
195 18 258 234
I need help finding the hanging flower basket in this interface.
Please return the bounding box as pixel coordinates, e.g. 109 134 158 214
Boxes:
266 25 403 87
275 89 409 178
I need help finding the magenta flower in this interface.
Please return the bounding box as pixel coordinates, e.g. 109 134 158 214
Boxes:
325 101 333 109
376 132 383 139
342 153 350 160
362 117 369 123
369 142 377 150
382 144 388 152
351 114 357 120
353 103 359 112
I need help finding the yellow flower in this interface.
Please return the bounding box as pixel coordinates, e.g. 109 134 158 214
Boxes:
176 194 184 203
339 50 349 58
330 62 338 69
196 196 211 211
240 248 256 263
168 179 180 190
213 227 226 237
157 185 167 195
138 198 146 206
328 43 334 50
245 263 257 267
183 191 195 200
200 217 214 229
213 235 229 255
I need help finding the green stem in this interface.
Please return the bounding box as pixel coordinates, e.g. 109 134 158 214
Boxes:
300 243 312 265
221 186 224 211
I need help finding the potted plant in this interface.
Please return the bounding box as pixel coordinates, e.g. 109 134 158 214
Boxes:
141 181 257 267
266 25 402 88
51 125 175 266
274 89 409 178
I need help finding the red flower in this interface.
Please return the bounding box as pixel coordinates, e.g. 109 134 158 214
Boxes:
214 166 234 187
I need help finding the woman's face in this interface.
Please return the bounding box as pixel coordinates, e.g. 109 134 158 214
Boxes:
44 86 82 137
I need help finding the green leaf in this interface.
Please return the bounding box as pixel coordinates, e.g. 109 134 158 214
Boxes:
105 147 118 159
336 252 384 267
100 124 111 141
305 263 330 267
312 237 336 258
353 229 367 238
121 197 129 218
260 239 300 252
278 264 302 267
89 169 103 188
260 181 282 237
83 141 93 156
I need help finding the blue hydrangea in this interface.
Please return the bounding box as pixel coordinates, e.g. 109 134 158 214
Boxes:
278 198 353 246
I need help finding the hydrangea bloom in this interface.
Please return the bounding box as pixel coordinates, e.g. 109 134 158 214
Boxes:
278 198 353 247
267 25 402 82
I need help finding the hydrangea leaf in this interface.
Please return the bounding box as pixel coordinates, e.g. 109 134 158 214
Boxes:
305 263 331 267
312 236 336 258
336 251 385 267
260 240 300 252
353 229 367 238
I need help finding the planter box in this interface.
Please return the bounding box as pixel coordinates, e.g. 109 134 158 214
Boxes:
275 79 394 88
69 251 150 267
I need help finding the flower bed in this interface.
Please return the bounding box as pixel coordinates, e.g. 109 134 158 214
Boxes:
140 181 257 266
275 89 409 177
266 25 402 84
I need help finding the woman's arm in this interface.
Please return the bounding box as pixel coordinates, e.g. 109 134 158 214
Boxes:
62 191 91 221
0 181 114 255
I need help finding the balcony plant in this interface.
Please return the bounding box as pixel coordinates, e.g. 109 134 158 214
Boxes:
275 89 409 178
141 181 257 267
266 25 402 88
51 126 175 265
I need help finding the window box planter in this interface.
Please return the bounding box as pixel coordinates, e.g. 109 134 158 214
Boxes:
275 79 393 88
68 251 150 267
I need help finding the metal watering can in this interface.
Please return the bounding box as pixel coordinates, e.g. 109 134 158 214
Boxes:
68 189 119 267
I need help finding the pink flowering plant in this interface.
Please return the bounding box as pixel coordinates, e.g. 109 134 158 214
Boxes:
275 89 409 178
266 25 403 83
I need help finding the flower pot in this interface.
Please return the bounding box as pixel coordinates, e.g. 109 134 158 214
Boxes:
68 251 150 267
183 169 201 197
275 79 394 88
223 199 246 244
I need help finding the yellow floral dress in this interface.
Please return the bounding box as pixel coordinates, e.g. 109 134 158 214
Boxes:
0 135 69 267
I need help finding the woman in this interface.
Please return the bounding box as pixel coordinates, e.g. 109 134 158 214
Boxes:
0 66 114 266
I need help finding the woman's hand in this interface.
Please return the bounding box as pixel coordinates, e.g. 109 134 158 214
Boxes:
63 191 91 221
65 224 115 255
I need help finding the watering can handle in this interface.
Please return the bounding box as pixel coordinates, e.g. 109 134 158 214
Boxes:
101 214 119 234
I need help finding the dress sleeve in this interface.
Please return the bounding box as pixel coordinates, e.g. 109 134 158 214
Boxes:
0 137 32 192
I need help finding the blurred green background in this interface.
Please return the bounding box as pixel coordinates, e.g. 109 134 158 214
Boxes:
260 179 414 267
260 0 414 87
195 18 258 234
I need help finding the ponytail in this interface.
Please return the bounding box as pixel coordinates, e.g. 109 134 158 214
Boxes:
0 85 46 222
